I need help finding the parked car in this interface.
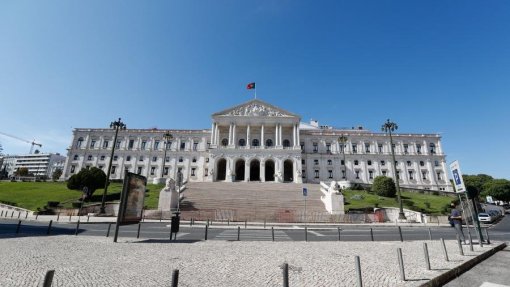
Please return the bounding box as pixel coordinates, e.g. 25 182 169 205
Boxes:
487 210 501 221
478 213 492 224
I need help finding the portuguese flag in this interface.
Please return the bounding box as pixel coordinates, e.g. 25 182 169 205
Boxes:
246 82 256 89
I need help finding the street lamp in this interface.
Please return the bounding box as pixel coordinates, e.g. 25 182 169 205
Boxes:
161 132 173 178
382 119 406 220
100 118 126 214
338 135 348 181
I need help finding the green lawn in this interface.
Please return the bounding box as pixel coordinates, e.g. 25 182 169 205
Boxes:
0 182 454 214
0 181 163 211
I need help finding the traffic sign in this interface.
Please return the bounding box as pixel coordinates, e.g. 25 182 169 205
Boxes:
449 160 466 193
302 187 308 196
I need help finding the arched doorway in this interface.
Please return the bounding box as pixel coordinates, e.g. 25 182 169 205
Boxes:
265 160 275 182
235 159 245 181
283 160 293 182
250 159 260 181
216 158 227 181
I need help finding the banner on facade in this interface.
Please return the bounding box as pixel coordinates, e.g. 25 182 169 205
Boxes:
449 160 466 193
118 172 147 225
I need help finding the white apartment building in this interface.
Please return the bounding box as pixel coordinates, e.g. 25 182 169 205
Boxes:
62 99 451 191
1 153 66 178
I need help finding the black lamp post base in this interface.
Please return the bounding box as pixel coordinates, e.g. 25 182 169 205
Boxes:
398 212 407 220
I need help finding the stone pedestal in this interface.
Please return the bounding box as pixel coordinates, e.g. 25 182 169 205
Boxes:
152 177 166 185
320 181 345 214
158 178 179 212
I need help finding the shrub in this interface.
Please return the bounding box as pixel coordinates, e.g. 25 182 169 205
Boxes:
402 199 415 207
424 201 431 209
67 167 106 199
432 191 440 196
371 176 397 197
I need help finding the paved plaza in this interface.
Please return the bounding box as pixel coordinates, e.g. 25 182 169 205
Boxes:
0 235 503 286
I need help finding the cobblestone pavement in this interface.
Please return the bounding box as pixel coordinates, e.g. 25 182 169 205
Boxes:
0 236 500 286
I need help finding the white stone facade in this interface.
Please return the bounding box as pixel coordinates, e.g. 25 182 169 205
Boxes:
62 99 451 191
1 153 66 178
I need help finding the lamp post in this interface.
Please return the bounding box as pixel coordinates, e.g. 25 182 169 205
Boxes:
382 119 406 220
100 118 126 214
161 132 173 178
338 135 348 181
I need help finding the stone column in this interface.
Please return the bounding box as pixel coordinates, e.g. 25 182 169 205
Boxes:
278 124 283 147
244 160 250 182
293 124 297 147
261 125 265 148
228 124 232 146
210 122 215 145
275 125 278 146
297 123 301 146
247 125 251 147
232 124 236 147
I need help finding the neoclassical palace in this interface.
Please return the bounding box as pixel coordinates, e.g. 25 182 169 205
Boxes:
62 99 451 191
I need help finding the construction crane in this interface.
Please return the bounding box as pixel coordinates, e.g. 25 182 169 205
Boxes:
0 131 42 154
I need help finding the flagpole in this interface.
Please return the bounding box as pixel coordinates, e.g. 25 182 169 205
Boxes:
254 88 257 99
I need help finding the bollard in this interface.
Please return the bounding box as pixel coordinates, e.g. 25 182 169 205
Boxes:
397 248 405 281
137 223 142 239
87 214 90 223
264 219 266 229
69 213 71 222
0 211 3 216
190 219 193 227
237 226 241 241
36 213 39 220
338 227 341 241
106 223 112 237
282 263 289 287
16 220 22 235
228 219 230 226
11 210 14 218
370 228 374 241
17 211 21 219
272 227 275 242
457 235 464 256
57 212 60 222
468 231 474 252
423 243 431 270
355 256 363 287
428 228 432 241
160 212 162 222
204 225 208 240
25 211 28 219
398 226 403 242
171 269 179 287
485 228 491 245
245 220 247 229
46 220 53 235
440 238 449 261
206 219 209 226
43 270 55 287
305 226 308 242
75 220 80 236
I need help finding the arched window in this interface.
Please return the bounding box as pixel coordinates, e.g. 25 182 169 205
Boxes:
283 139 290 147
221 138 228 146
266 139 273 147
252 139 259 146
238 139 246 146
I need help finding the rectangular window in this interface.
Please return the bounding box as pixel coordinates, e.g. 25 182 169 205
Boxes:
416 144 422 154
378 144 383 153
339 144 345 153
396 170 400 179
327 159 332 165
152 156 157 162
420 161 424 166
111 166 116 174
166 156 170 162
154 141 160 150
193 142 198 151
407 161 411 167
139 156 143 162
87 155 92 161
326 143 331 153
367 160 372 166
369 170 373 179
70 165 76 173
90 140 96 148
126 156 131 162
141 141 147 150
408 170 414 180
328 170 333 179
179 157 183 163
314 159 319 165
365 143 370 153
341 170 345 179
301 159 305 165
180 142 185 151
422 171 427 180
380 160 385 166
164 167 169 175
166 141 172 150
191 168 196 176
302 170 306 178
430 143 436 154
313 143 318 153
113 156 118 161
206 157 209 163
382 170 387 176
300 142 305 151
137 167 142 174
204 168 208 176
128 140 134 149
341 160 345 165
434 160 439 167
437 172 442 180
314 170 319 178
116 140 121 149
100 155 105 161
207 142 211 149
403 144 409 154
355 170 360 179
352 144 357 153
150 167 155 175
103 140 109 149
99 166 104 170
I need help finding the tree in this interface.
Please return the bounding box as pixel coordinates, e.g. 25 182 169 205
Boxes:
15 167 29 176
67 167 106 199
463 174 493 195
52 168 63 181
483 179 510 202
371 176 396 197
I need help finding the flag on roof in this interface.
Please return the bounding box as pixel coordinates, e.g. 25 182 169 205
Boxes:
246 82 255 89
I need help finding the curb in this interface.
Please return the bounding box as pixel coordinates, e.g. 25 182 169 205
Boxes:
419 242 508 287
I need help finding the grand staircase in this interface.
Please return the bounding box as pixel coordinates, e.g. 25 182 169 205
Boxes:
179 182 326 222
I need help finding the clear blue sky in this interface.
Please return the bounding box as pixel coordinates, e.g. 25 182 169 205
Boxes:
1 1 509 179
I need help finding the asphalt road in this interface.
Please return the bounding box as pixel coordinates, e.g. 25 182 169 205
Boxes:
1 216 508 243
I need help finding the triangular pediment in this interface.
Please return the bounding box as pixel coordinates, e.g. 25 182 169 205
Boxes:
212 99 299 118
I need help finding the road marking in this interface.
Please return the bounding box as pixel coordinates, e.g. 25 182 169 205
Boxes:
308 230 325 237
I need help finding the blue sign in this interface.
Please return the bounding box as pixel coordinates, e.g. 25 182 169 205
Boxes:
452 169 461 185
303 187 308 196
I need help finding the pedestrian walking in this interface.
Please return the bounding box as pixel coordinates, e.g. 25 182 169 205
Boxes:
450 203 466 243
